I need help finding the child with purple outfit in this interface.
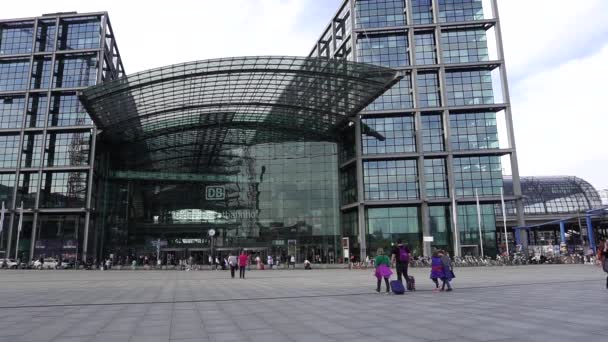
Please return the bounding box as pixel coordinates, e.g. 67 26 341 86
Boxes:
430 250 445 292
374 248 392 293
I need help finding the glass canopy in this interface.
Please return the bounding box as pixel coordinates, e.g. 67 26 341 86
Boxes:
503 176 602 215
79 56 400 172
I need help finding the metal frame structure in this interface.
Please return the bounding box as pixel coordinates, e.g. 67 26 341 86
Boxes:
0 12 124 262
79 56 402 173
310 0 526 260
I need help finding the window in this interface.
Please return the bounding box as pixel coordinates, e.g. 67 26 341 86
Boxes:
417 72 441 107
453 156 502 196
31 57 52 89
26 94 48 128
40 172 88 208
0 23 34 55
21 133 44 168
17 172 39 208
48 93 92 126
457 203 497 256
357 34 409 67
429 205 452 251
411 0 433 24
441 29 489 63
0 134 20 168
58 17 101 50
421 113 444 152
44 131 91 167
364 159 418 200
35 20 56 52
340 166 358 205
366 75 413 111
0 96 26 129
0 59 29 91
366 206 421 255
450 112 498 150
362 116 416 154
54 54 97 88
445 70 494 106
424 158 448 198
356 0 406 29
0 173 16 204
414 33 436 65
438 0 484 23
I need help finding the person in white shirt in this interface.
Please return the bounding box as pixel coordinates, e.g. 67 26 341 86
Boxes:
228 253 237 278
267 255 273 269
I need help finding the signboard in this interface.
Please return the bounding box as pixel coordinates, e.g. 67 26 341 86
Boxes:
423 236 434 242
205 185 225 200
208 229 216 237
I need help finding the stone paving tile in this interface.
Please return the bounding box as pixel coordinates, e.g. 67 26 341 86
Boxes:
0 265 606 342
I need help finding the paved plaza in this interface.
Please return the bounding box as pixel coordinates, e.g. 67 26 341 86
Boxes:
0 265 606 342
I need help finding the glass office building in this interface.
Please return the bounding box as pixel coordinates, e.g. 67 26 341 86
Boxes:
310 0 525 258
1 2 534 265
0 12 124 262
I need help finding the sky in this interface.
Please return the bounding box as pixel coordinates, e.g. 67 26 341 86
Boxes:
2 0 607 191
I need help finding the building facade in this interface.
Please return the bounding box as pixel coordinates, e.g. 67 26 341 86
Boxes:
310 0 525 259
0 12 124 262
0 2 538 265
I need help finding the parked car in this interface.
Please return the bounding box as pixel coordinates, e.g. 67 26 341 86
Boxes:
1 259 19 269
33 258 60 269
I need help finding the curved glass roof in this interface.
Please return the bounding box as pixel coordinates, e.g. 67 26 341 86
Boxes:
503 176 602 215
80 56 400 171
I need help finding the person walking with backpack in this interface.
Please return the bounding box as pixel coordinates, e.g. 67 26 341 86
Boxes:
391 239 411 289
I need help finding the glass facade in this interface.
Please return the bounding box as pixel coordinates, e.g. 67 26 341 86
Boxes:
355 0 406 29
0 2 527 263
0 12 123 262
362 116 416 154
310 0 521 259
363 159 419 200
101 142 341 264
366 206 421 255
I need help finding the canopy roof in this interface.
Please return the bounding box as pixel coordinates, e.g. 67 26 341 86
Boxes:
79 56 400 172
503 176 602 215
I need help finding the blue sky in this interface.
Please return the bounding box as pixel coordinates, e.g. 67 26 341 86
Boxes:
3 0 607 191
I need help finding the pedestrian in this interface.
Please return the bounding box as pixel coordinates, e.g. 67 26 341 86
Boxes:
290 255 296 269
255 254 261 270
601 240 608 289
228 253 237 278
430 250 445 292
267 255 273 270
374 248 392 293
215 256 220 270
304 259 312 270
238 251 248 279
391 239 411 289
440 250 455 292
275 255 280 269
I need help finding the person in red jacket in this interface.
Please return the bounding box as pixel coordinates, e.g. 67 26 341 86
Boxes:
238 251 249 279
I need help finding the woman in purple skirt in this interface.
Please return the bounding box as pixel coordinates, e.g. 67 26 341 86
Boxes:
430 250 445 292
374 248 393 293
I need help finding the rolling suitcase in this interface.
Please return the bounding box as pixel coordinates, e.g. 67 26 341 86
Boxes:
407 276 416 291
390 280 405 295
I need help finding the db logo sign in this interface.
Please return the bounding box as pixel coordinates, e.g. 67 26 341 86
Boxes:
205 186 225 200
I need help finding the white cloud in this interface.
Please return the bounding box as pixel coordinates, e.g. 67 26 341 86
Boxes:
511 43 608 189
498 0 608 82
2 0 331 72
